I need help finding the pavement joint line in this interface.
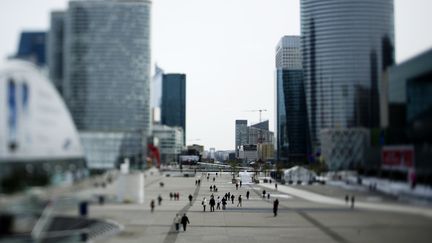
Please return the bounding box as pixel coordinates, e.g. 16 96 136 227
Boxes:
250 184 351 243
162 175 202 243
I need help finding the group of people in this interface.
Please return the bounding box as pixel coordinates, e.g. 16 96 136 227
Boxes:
345 195 356 209
195 179 201 186
173 213 190 232
209 185 218 192
169 192 181 200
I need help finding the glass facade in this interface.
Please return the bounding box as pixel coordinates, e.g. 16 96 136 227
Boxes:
48 11 65 95
63 0 151 168
161 74 186 145
301 0 395 147
16 32 47 67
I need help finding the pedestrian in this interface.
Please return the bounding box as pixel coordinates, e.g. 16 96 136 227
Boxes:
240 180 242 187
275 184 278 190
267 193 270 200
222 197 227 210
174 214 181 232
231 194 235 204
273 199 279 216
160 182 164 187
246 190 250 200
345 195 349 204
235 183 239 190
262 190 266 198
216 196 221 210
216 172 218 177
170 192 173 200
188 194 193 205
181 213 190 231
210 185 213 191
195 180 197 185
227 192 231 199
213 177 215 182
237 195 242 207
351 195 355 209
214 186 218 192
207 176 209 181
150 200 155 213
202 197 207 212
158 195 163 206
210 197 216 212
176 192 180 201
198 179 201 186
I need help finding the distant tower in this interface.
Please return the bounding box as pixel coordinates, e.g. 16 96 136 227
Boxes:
235 120 248 157
48 11 65 95
161 73 186 145
276 36 309 164
301 0 395 148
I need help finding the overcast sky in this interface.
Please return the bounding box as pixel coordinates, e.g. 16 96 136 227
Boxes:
1 0 431 150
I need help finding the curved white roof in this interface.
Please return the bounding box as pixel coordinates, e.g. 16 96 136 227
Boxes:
0 60 84 161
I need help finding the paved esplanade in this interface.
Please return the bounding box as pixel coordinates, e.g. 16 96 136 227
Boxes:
86 170 432 243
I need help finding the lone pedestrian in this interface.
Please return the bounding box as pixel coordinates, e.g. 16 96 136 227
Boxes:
150 200 155 213
237 195 242 207
351 195 355 209
202 197 207 212
345 195 349 204
275 183 278 190
222 197 227 210
246 190 250 200
210 185 213 191
174 214 181 232
231 194 235 204
210 197 216 212
188 194 193 205
267 193 270 200
181 213 190 231
213 177 216 182
170 192 173 200
236 183 239 190
240 180 242 187
273 199 279 216
158 195 163 206
262 190 266 198
216 196 221 210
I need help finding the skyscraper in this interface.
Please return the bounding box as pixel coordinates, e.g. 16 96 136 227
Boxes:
235 120 248 154
276 36 309 164
48 11 65 95
15 32 47 67
63 0 151 169
161 73 186 145
301 0 395 148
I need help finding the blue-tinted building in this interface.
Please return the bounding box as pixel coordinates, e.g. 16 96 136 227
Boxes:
161 74 186 145
15 32 47 67
275 36 309 164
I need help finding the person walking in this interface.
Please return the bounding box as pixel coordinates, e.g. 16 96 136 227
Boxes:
181 213 190 231
246 190 250 200
240 180 242 187
150 200 155 213
213 177 216 182
262 190 266 198
210 197 216 212
267 193 270 200
170 192 173 200
273 199 279 216
222 197 227 210
158 195 163 206
351 195 355 209
231 194 235 204
202 197 207 212
210 185 213 191
174 214 181 232
235 183 239 190
345 195 349 204
188 194 193 205
275 183 278 190
216 196 221 210
237 195 242 207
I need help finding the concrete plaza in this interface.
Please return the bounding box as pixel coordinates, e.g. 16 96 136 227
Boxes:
80 169 432 243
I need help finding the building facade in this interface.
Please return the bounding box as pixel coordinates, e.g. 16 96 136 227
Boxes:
48 11 65 95
153 125 184 164
301 0 395 148
161 73 186 145
63 0 151 169
235 120 248 154
15 32 47 67
275 36 309 164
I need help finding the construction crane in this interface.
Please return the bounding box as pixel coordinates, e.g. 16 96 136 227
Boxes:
244 109 267 122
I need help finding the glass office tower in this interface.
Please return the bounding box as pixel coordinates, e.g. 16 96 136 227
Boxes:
63 0 151 168
275 36 309 164
301 0 395 147
161 74 186 145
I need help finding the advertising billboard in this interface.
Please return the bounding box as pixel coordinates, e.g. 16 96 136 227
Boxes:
381 145 415 171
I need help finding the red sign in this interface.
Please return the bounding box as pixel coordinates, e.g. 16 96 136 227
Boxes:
381 145 415 170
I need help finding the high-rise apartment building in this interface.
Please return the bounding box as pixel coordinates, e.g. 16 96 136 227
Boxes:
161 73 186 144
301 0 395 148
62 0 151 169
276 36 309 164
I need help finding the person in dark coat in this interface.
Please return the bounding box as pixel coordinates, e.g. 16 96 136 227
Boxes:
246 190 250 200
209 197 216 212
150 200 155 213
262 190 266 198
273 199 279 216
237 195 242 207
231 194 235 204
221 197 227 210
158 195 163 206
181 214 190 231
188 194 193 205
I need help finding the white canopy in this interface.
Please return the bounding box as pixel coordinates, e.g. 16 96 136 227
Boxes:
284 166 316 182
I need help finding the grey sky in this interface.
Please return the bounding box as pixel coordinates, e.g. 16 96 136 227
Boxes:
1 0 431 150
